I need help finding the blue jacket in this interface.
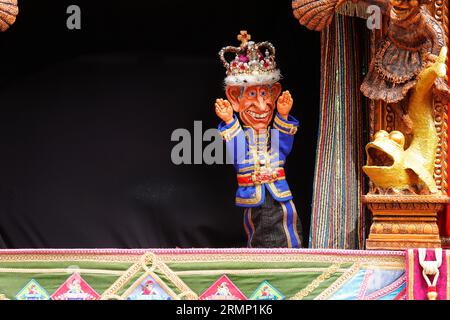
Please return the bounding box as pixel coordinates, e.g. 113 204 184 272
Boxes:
218 113 299 208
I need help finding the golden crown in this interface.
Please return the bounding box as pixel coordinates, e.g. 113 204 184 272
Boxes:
219 31 281 87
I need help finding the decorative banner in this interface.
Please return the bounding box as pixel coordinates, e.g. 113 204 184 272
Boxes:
249 281 284 300
123 275 176 300
16 279 50 300
328 268 406 300
101 252 195 300
199 275 247 300
0 249 406 300
51 273 100 300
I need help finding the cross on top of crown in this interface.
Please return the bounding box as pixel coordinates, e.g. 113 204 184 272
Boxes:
237 30 251 47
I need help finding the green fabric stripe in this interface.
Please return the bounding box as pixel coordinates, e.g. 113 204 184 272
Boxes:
0 261 133 271
0 272 120 299
301 273 344 300
0 259 356 300
179 272 343 299
167 261 353 271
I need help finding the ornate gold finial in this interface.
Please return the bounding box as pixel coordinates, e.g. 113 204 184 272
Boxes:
237 30 251 47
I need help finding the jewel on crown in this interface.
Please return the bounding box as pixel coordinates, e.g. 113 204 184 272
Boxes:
219 31 281 87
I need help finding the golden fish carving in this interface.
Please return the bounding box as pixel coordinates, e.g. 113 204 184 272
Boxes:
363 47 448 194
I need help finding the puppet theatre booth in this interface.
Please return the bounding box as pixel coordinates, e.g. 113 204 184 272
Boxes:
1 0 450 300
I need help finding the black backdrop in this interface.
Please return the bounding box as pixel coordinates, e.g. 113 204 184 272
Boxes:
0 0 320 248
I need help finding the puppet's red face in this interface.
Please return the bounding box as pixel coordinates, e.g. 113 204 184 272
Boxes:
390 0 420 22
226 83 282 131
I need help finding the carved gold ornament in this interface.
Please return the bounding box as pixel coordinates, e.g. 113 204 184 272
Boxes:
363 47 448 194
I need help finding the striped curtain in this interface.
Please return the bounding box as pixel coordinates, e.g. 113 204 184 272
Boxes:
309 15 368 249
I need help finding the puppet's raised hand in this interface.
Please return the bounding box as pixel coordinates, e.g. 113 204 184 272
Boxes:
277 91 293 119
215 98 234 124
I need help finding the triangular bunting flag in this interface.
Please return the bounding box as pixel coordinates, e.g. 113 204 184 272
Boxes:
199 275 247 300
123 274 176 300
249 281 285 300
51 273 100 300
16 279 50 300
